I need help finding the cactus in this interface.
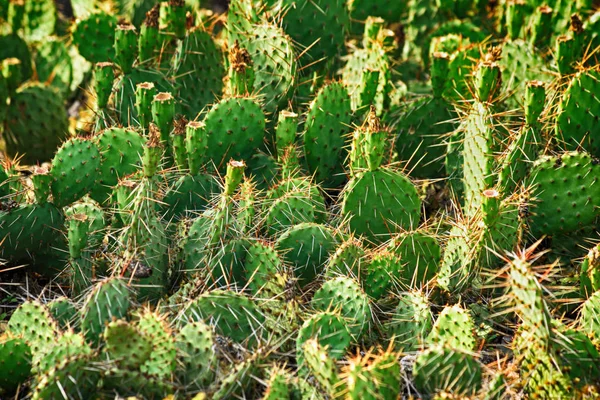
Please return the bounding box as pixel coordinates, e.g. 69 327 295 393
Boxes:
311 276 371 338
297 311 352 362
525 152 600 237
342 30 392 115
579 290 600 345
303 81 353 188
385 290 432 352
497 80 545 195
175 320 217 388
48 297 78 330
462 56 502 217
301 338 340 397
173 27 224 118
35 331 91 375
244 241 284 295
263 365 293 400
33 38 73 98
114 23 138 74
91 127 147 203
325 237 365 278
555 68 600 157
362 249 402 300
0 202 64 263
274 0 349 78
276 222 339 287
426 304 476 352
341 347 403 400
178 290 265 347
50 138 101 208
80 278 132 346
413 347 482 396
32 354 99 400
2 83 69 164
0 335 32 393
7 300 58 365
137 309 177 379
200 97 265 171
71 11 117 63
104 319 152 370
342 113 421 244
387 230 441 289
236 23 296 115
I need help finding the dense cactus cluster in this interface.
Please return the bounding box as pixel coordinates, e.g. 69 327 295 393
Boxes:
1 0 600 399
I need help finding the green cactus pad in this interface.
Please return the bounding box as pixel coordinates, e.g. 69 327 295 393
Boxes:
555 68 600 157
50 138 101 208
552 323 600 387
0 34 33 81
137 310 177 379
64 200 106 254
7 300 58 364
413 347 482 396
35 331 91 374
72 12 117 63
526 152 600 236
202 97 265 171
342 43 391 115
438 221 476 292
32 354 99 400
0 335 32 393
102 367 173 398
342 169 421 244
362 250 402 299
296 311 352 361
385 290 432 352
104 319 152 370
0 202 64 262
175 320 216 388
33 38 73 98
178 290 265 347
303 82 353 188
244 241 283 295
462 101 497 217
277 0 349 77
114 67 174 126
426 304 476 352
388 231 441 289
48 297 78 330
91 127 146 203
161 173 218 221
276 223 339 287
498 40 548 107
579 290 600 344
311 276 371 338
173 27 224 118
302 338 340 397
343 350 402 400
325 238 365 278
263 365 293 400
393 97 456 178
80 278 132 346
239 23 296 115
264 191 322 236
3 83 69 164
212 354 258 400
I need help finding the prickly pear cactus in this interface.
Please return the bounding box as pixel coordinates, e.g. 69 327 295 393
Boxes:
303 82 353 188
2 83 69 164
80 278 132 346
0 335 32 393
525 152 600 236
